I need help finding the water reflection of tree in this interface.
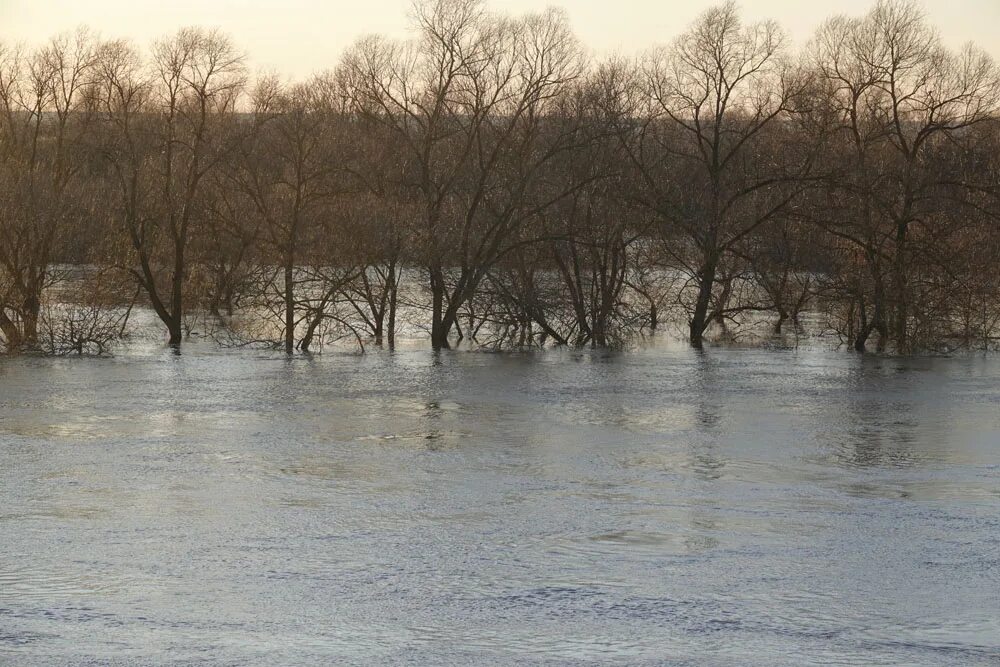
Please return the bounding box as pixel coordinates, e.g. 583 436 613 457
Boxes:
832 357 950 469
682 350 725 553
689 350 726 479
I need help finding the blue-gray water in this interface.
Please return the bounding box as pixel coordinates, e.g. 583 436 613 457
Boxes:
2 341 999 665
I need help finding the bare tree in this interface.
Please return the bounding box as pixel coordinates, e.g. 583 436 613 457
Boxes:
808 0 1000 351
340 0 587 349
3 3 999 357
93 28 245 346
0 29 97 350
230 76 349 353
624 1 812 347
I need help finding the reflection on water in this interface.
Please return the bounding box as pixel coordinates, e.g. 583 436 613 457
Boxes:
1 340 999 665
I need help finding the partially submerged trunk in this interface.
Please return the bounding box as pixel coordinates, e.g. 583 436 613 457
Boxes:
284 261 295 355
0 310 23 351
429 265 450 350
689 256 718 349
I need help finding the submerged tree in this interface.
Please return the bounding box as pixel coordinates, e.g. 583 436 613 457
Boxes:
230 76 351 353
0 29 98 351
2 0 999 356
93 29 246 347
808 0 1000 351
340 0 589 349
619 2 814 347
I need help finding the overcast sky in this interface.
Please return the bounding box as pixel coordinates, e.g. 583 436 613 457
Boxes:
2 0 998 78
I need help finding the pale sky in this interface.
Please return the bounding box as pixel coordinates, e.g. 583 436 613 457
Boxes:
1 0 998 78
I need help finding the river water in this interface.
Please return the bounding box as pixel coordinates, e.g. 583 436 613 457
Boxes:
1 339 999 665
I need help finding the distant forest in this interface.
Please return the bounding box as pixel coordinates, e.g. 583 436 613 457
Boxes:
1 0 999 354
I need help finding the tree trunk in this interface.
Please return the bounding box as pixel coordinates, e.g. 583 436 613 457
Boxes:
854 325 872 352
284 261 295 355
892 221 909 352
21 294 40 348
713 277 732 333
166 314 183 347
774 310 787 334
853 296 872 352
854 251 888 353
170 239 185 347
387 264 397 350
300 311 323 353
592 314 606 348
429 265 450 350
0 309 23 351
689 257 717 348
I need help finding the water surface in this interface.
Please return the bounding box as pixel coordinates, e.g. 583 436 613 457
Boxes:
2 341 999 665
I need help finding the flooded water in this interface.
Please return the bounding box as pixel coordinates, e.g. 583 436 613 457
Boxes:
1 339 999 665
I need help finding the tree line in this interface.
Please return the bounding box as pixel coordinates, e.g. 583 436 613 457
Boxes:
1 0 999 355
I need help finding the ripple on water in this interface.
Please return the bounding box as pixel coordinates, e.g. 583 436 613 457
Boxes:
1 343 999 665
